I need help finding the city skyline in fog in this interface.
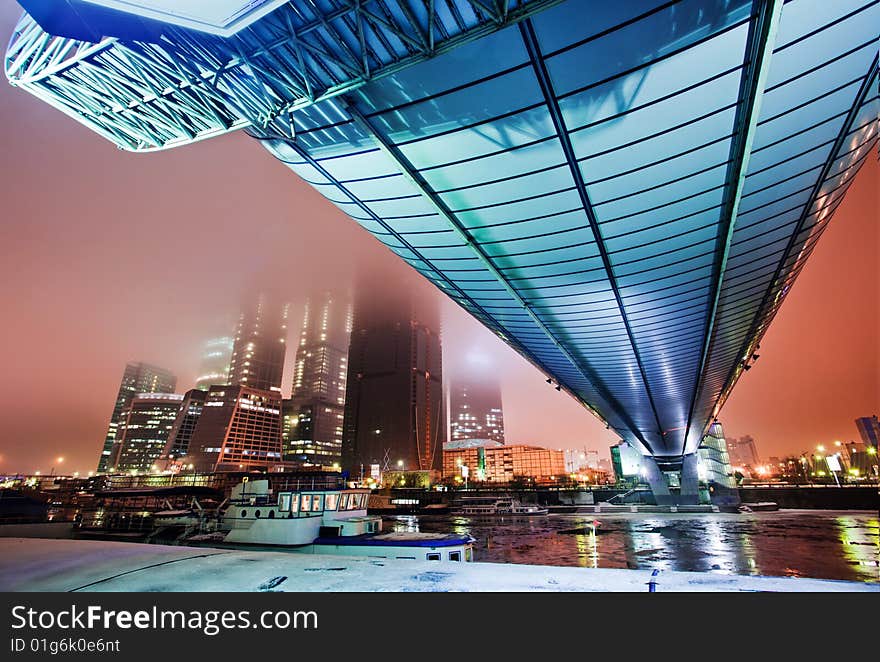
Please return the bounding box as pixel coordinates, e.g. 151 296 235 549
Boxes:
0 5 877 475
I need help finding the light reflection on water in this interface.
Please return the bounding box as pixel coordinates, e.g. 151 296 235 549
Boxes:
387 511 879 583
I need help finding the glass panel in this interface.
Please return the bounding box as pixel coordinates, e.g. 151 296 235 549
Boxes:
368 68 543 144
422 138 565 192
544 0 750 96
400 106 555 170
355 28 528 114
584 138 732 200
561 60 742 135
440 165 573 212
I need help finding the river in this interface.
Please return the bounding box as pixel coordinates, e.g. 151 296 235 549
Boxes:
386 510 879 583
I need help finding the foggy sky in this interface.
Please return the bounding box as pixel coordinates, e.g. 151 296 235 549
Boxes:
0 2 877 474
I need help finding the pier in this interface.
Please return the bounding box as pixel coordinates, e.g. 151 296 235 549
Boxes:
1 538 876 593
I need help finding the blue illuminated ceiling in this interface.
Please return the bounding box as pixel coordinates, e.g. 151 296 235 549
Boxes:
6 0 878 466
78 1 289 36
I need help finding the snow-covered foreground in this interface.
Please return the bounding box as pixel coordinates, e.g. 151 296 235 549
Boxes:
1 538 876 592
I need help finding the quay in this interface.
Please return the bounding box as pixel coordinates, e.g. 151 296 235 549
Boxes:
0 538 876 593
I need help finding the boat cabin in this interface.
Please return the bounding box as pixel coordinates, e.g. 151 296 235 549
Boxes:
222 479 382 545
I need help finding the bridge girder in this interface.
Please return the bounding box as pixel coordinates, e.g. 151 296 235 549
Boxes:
5 0 562 151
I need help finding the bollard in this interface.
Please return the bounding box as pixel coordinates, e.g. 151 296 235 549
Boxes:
647 569 660 592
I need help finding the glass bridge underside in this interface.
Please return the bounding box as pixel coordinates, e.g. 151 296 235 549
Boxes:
6 0 878 466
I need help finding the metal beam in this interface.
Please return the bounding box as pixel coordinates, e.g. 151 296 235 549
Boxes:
683 0 783 455
518 18 666 453
247 122 626 440
339 100 655 454
705 55 879 430
6 0 565 151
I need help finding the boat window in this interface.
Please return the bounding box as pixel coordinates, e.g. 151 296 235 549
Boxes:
465 548 472 562
300 495 312 512
426 553 441 561
268 511 275 519
255 510 261 518
325 493 338 511
290 496 299 514
396 556 416 560
240 510 247 518
349 494 363 509
449 551 461 562
278 493 291 512
311 495 323 512
339 494 349 510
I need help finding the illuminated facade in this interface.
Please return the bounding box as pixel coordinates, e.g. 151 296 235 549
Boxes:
97 362 176 473
8 1 878 498
228 292 289 393
186 385 283 472
450 378 505 444
163 388 207 460
194 336 233 391
114 393 184 474
698 421 739 505
443 440 565 484
284 291 352 465
342 270 444 474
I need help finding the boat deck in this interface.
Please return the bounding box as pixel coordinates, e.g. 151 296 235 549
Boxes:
313 532 470 547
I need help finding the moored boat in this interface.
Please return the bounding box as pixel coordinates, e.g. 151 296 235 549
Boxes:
452 496 548 516
215 479 474 561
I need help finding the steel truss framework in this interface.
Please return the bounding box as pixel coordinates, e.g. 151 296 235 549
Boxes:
5 0 562 151
5 0 878 466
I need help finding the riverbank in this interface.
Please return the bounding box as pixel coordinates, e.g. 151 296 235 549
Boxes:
1 538 876 592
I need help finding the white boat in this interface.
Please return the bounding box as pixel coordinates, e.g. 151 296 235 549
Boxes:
453 496 548 516
218 479 474 562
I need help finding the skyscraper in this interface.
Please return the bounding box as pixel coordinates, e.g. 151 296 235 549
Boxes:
186 385 283 472
228 292 289 393
163 388 207 461
284 290 352 465
855 416 880 449
114 393 184 473
449 377 505 444
342 270 444 476
97 362 177 473
185 292 289 472
727 435 761 469
194 336 233 391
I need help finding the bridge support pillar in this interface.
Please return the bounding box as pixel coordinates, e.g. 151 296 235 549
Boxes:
679 453 700 505
643 454 701 505
643 458 674 506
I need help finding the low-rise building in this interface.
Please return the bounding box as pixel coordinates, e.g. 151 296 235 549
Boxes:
443 439 565 484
